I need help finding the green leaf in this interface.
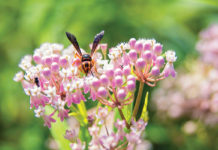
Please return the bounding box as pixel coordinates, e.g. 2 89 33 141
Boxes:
77 101 88 125
140 92 149 122
122 102 133 123
78 125 91 149
47 106 71 150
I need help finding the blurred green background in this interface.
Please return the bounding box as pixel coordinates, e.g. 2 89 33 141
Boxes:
0 0 218 150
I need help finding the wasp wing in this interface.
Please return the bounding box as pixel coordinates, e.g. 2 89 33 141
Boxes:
91 30 104 56
66 32 82 56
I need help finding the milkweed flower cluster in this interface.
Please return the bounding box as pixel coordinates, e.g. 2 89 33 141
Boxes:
109 38 177 87
14 32 176 150
64 107 149 150
196 24 218 68
153 25 218 126
153 61 218 125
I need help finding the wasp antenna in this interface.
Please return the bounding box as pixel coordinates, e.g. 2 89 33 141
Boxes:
91 30 105 56
66 32 82 56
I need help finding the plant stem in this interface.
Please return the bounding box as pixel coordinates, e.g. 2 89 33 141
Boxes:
112 87 130 129
132 81 144 119
104 123 109 136
118 108 130 129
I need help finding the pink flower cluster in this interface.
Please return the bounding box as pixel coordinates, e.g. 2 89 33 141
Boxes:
13 43 108 127
153 25 218 126
14 37 176 128
64 107 148 150
196 24 218 68
152 61 218 125
109 38 177 87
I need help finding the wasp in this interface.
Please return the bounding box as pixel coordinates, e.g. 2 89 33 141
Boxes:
66 31 104 75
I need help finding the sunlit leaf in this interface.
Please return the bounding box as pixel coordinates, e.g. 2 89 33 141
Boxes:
47 106 71 150
140 92 149 122
77 101 88 125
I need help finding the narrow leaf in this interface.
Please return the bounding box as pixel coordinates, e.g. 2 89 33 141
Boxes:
140 92 149 122
47 106 71 150
77 101 88 125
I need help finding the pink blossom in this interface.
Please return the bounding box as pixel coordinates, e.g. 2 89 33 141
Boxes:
42 113 56 128
64 129 77 142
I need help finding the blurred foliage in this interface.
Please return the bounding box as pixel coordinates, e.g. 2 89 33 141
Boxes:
0 0 218 149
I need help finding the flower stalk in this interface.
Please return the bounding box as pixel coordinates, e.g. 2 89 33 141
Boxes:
132 81 144 119
118 107 130 129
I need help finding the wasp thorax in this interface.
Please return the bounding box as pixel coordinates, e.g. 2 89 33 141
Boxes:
82 54 92 62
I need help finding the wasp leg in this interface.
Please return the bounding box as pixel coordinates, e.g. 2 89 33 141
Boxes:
90 70 94 77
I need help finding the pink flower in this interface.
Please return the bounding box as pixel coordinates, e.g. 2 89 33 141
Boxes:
70 139 85 150
42 113 56 128
196 24 218 68
56 99 69 121
29 86 49 109
30 95 49 109
88 124 100 137
163 63 176 77
64 129 77 142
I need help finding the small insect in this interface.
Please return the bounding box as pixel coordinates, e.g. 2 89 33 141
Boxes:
66 30 104 75
34 77 40 87
60 91 66 100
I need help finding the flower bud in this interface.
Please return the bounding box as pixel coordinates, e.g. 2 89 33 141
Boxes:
92 78 101 89
135 41 143 52
51 62 59 73
100 74 109 85
52 54 60 63
156 56 165 68
43 68 51 78
123 65 131 76
44 56 52 66
33 54 41 64
127 80 136 92
142 51 152 63
117 89 126 100
128 50 138 61
105 68 114 79
127 75 136 82
98 87 108 98
129 38 136 49
115 76 123 87
60 57 68 67
154 43 162 56
136 58 146 70
100 44 107 51
151 66 160 76
143 42 152 50
72 94 80 104
115 68 123 76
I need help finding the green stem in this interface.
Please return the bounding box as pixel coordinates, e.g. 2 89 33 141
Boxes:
118 108 130 129
132 81 144 119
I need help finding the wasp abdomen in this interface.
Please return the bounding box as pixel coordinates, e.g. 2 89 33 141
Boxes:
82 61 93 75
81 54 93 75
